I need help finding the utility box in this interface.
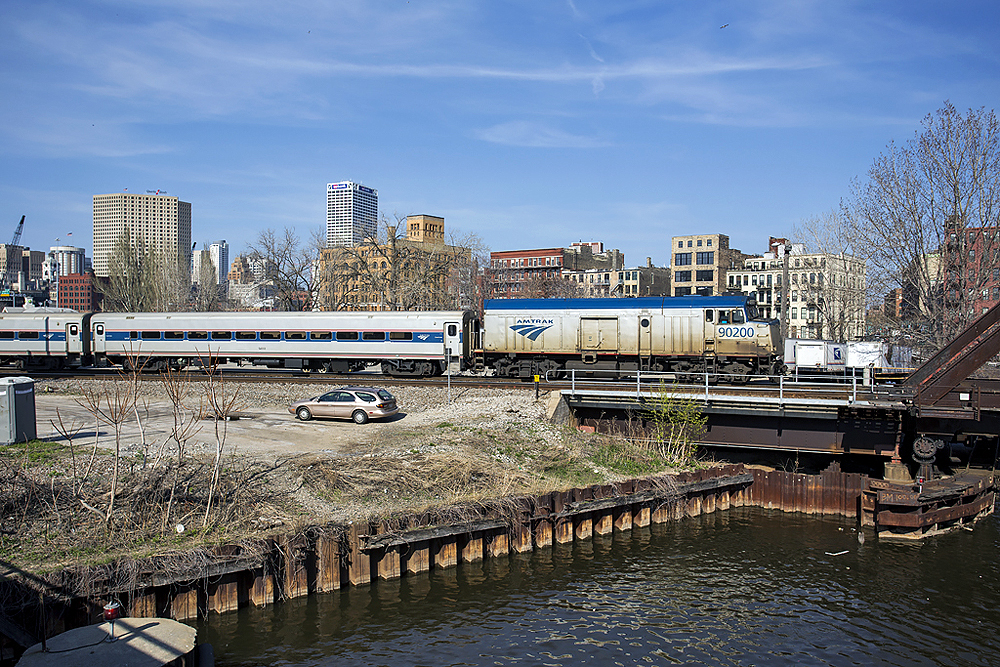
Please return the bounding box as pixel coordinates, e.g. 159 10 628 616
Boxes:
0 377 36 444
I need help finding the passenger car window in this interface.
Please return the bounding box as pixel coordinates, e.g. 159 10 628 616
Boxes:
165 331 184 340
335 392 356 402
319 393 337 402
355 392 376 402
447 324 457 336
388 332 412 341
362 331 385 341
141 331 161 340
336 331 359 341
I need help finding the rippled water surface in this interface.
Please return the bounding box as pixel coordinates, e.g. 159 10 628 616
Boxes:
199 508 1000 666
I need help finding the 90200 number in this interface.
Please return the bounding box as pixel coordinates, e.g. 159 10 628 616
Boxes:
718 326 754 338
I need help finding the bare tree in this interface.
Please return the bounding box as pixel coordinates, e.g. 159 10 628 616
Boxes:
318 214 485 312
520 273 585 299
842 102 1000 350
792 210 868 342
98 229 191 312
247 227 324 311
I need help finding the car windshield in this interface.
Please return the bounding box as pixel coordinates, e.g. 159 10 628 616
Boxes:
377 389 394 400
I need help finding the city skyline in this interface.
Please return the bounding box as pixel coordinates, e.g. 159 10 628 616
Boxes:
1 2 999 267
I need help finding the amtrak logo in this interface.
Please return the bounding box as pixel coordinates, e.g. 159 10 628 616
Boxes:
417 334 430 341
511 318 554 341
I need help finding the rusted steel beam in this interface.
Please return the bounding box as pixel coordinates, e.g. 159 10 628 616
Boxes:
906 300 1000 405
876 493 994 528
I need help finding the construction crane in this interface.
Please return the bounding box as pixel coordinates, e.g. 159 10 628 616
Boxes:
1 216 25 293
10 215 24 247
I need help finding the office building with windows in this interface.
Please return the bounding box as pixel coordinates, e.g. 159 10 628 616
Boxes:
326 181 378 247
92 192 191 278
727 241 866 341
670 233 746 297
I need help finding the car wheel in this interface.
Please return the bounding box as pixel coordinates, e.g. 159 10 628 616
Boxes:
352 410 369 424
296 407 312 421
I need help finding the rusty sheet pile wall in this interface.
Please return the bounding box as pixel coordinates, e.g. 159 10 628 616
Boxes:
748 464 865 517
9 463 953 650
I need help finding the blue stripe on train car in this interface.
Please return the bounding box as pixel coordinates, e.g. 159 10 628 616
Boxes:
483 296 750 311
103 331 446 343
16 332 67 341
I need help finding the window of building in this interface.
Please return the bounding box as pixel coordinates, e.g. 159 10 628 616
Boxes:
675 287 692 296
706 239 712 246
696 269 714 282
675 253 692 266
752 275 758 286
766 274 772 287
791 308 798 319
743 275 749 286
697 240 703 247
675 271 691 282
696 251 714 265
678 241 683 248
687 241 692 248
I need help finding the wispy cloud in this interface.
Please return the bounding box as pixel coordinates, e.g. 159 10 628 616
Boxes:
473 121 610 148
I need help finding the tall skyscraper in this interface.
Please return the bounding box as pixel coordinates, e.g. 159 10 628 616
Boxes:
92 192 192 277
209 240 229 286
326 181 378 247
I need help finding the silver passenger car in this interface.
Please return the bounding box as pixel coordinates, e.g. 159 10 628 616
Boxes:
288 386 399 424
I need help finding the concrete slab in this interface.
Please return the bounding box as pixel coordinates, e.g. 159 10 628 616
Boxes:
17 618 196 667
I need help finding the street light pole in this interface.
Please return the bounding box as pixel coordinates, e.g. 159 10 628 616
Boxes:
773 242 791 342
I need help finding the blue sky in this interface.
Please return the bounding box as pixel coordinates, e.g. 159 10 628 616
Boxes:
1 0 998 267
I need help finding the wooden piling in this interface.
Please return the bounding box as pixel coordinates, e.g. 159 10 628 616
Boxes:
346 523 371 586
432 537 458 569
316 534 341 593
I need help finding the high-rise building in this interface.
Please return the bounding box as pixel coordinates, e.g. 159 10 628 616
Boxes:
209 241 229 287
92 192 192 277
326 181 378 247
49 246 87 277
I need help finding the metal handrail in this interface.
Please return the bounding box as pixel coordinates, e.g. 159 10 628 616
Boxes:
546 368 868 405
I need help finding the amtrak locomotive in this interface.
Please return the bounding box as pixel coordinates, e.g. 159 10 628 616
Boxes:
481 295 781 380
0 295 780 380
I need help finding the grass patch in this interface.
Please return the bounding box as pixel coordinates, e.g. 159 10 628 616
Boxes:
0 440 66 463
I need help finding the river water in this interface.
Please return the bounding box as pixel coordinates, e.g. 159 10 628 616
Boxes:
198 507 999 666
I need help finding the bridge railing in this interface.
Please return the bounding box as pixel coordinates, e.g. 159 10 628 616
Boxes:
546 368 869 404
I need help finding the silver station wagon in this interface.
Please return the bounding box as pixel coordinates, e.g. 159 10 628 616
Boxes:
288 386 399 424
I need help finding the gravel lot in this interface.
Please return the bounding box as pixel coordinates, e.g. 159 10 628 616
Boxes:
32 379 557 459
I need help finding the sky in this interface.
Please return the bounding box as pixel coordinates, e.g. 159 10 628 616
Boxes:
1 0 999 267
